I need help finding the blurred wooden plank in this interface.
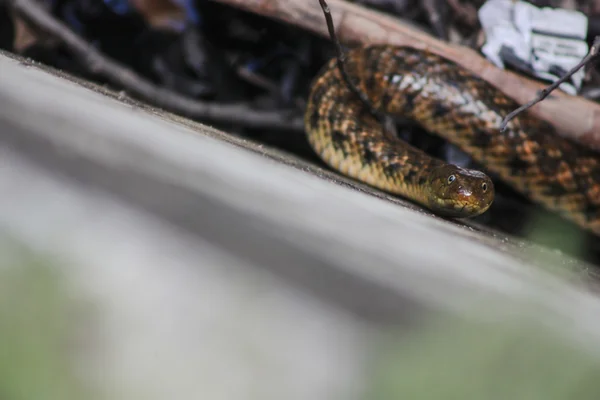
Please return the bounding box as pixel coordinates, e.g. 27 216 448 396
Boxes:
0 148 371 400
3 50 600 354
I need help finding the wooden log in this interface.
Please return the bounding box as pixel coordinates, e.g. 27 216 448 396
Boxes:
3 49 600 369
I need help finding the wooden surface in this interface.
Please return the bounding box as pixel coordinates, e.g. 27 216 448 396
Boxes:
4 51 600 397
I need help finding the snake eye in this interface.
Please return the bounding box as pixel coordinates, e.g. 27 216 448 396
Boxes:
481 182 488 192
447 175 456 184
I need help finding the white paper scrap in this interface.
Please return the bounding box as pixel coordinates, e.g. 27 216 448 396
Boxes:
478 0 589 95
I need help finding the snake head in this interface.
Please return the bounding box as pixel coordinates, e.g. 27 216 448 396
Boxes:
427 165 494 218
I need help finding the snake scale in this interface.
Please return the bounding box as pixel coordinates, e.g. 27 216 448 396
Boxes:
304 44 600 236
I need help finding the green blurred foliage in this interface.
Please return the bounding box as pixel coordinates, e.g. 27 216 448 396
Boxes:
367 315 600 400
0 238 91 400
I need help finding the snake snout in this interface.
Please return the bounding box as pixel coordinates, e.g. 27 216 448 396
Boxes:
428 165 495 218
456 177 495 218
457 185 472 199
452 185 490 217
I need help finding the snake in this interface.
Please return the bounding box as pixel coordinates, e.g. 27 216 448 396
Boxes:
304 44 600 236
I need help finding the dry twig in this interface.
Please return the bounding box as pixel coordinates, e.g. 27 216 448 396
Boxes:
318 0 383 120
6 0 305 132
422 0 448 40
500 36 600 131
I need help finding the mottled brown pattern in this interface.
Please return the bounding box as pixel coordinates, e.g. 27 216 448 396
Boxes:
304 44 600 235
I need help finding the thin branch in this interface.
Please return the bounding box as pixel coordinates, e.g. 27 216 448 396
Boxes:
237 66 306 110
422 0 448 40
7 0 304 132
318 0 384 121
499 36 600 131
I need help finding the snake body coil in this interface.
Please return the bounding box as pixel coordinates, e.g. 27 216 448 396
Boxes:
305 45 600 235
